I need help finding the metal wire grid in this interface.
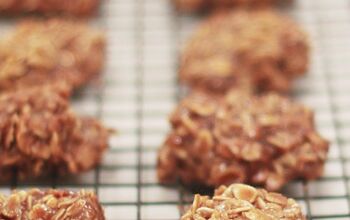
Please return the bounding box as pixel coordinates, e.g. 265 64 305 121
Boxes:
0 0 349 219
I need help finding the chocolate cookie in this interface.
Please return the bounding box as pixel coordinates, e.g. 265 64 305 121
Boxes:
0 18 105 94
157 90 328 191
181 183 305 220
0 85 109 180
180 10 309 94
174 0 273 13
0 0 100 16
0 189 105 219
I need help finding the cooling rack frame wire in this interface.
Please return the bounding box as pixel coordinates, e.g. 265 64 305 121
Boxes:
0 0 350 219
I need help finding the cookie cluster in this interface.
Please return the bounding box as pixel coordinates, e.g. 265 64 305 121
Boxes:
0 4 107 218
159 4 329 220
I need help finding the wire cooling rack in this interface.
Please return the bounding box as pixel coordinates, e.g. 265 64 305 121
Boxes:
1 0 350 219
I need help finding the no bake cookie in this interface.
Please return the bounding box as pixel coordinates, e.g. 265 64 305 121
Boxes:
158 90 329 191
0 0 100 16
181 183 305 220
0 189 105 219
180 10 309 94
174 0 274 13
0 85 109 180
0 18 105 94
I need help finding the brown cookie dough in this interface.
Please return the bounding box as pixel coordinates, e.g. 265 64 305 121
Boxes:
0 85 109 180
0 189 105 219
157 90 329 191
0 0 100 16
0 18 105 94
174 0 274 13
181 183 305 220
180 10 309 94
